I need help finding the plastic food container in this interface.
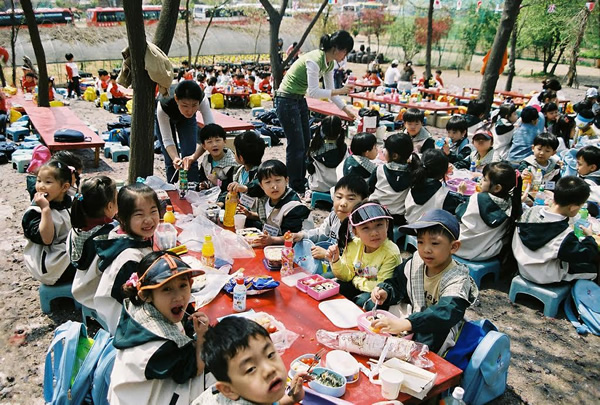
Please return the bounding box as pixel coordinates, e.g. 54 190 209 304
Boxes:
236 227 262 246
308 367 347 398
446 177 477 196
296 274 326 293
289 353 321 378
357 310 413 340
154 223 177 250
306 280 340 301
325 350 360 384
264 246 284 268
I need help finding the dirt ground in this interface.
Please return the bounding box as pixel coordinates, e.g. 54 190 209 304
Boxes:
0 63 598 405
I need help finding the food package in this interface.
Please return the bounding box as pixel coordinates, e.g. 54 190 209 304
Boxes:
223 275 279 295
250 312 298 353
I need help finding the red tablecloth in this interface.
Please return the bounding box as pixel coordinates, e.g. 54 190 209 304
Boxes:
196 110 254 132
169 192 462 404
306 98 354 122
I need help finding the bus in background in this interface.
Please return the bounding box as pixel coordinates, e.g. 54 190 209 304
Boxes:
341 2 386 16
0 8 73 27
86 5 185 27
193 4 253 22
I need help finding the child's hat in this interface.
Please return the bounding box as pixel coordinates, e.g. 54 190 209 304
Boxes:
473 128 493 140
399 209 460 240
576 109 594 127
135 254 204 292
349 203 393 227
586 87 598 98
27 145 51 174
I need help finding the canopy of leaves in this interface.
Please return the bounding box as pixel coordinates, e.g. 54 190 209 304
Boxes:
388 16 422 62
414 16 452 46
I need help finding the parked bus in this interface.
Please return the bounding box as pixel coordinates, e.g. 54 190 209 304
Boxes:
0 8 73 27
86 5 185 27
193 4 253 22
341 1 386 16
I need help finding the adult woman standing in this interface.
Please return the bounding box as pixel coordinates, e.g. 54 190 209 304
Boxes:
155 80 214 183
275 31 356 194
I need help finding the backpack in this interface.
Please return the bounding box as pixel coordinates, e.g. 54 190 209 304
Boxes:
44 321 114 405
564 279 600 336
54 129 87 143
460 320 511 405
90 340 117 405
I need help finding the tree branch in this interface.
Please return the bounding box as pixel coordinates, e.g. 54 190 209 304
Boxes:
282 0 328 68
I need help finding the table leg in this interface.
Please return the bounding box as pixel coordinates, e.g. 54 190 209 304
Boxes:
94 147 100 167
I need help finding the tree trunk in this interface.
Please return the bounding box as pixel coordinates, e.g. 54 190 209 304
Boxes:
425 0 434 78
479 0 521 114
10 0 18 87
549 44 566 76
123 0 156 183
153 0 181 55
505 22 518 91
21 0 49 107
185 0 192 63
566 5 592 87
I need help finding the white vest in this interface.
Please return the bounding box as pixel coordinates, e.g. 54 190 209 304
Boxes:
369 165 410 216
405 185 449 224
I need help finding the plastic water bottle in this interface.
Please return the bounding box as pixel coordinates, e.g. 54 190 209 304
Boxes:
534 185 546 206
470 161 477 172
574 203 589 239
435 138 446 149
280 231 295 277
201 235 215 268
179 169 188 199
441 387 466 405
532 168 543 193
233 275 247 312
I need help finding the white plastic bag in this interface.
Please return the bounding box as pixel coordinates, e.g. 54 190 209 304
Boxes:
185 187 221 214
144 175 176 191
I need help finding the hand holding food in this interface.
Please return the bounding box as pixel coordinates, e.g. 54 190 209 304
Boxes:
327 245 340 263
310 245 328 260
371 316 412 335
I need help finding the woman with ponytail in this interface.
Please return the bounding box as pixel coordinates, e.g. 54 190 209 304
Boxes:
275 30 356 194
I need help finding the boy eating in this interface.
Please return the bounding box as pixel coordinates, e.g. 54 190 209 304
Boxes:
227 131 265 215
403 108 434 154
370 209 479 354
508 106 540 164
193 317 308 405
194 124 239 196
518 132 561 185
512 176 599 284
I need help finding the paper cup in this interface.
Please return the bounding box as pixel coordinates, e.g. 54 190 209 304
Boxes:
380 368 403 400
234 214 246 230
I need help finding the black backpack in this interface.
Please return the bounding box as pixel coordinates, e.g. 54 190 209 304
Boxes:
0 141 17 158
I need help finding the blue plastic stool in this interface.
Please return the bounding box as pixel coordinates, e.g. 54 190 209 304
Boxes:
252 107 266 117
6 126 30 141
380 121 395 131
23 134 39 142
81 305 109 331
453 255 501 288
404 234 418 251
260 134 272 147
310 191 333 208
39 283 81 314
508 275 571 318
111 145 130 162
11 149 33 173
103 142 120 158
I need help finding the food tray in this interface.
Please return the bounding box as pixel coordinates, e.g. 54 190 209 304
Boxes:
236 227 262 246
263 246 284 267
306 280 340 301
296 274 327 293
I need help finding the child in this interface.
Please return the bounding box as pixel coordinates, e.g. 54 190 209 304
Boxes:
552 114 576 152
192 124 239 196
576 145 600 206
492 103 518 162
518 132 561 185
574 109 597 144
47 76 58 102
22 72 37 93
65 53 81 99
370 209 479 354
464 99 487 136
455 162 522 260
205 77 218 96
108 73 128 106
69 176 118 309
367 70 381 86
193 317 308 405
343 132 378 180
369 133 419 225
197 73 207 90
542 102 559 132
403 108 434 153
508 106 540 164
95 69 109 95
405 149 466 224
52 150 83 197
251 160 310 246
512 176 598 284
94 184 159 334
0 89 7 135
435 69 444 88
227 130 266 219
109 252 212 405
247 76 257 94
258 73 272 93
454 127 494 171
294 175 369 259
232 73 247 88
307 116 347 192
444 115 472 166
327 201 401 308
22 161 76 285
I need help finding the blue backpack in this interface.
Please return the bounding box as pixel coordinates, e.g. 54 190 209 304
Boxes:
43 321 113 405
564 279 600 336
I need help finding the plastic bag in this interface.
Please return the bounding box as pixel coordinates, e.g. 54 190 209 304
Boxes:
185 187 221 214
250 312 298 353
144 175 176 191
316 329 433 369
223 275 279 295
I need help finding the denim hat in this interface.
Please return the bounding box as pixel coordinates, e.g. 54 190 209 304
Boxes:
136 254 204 292
399 209 460 240
349 203 393 227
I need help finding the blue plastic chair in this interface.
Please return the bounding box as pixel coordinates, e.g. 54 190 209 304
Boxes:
39 283 81 314
453 255 501 288
508 275 571 318
310 191 333 209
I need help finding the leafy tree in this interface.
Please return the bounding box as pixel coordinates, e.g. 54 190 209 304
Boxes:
388 16 422 62
566 2 595 87
460 4 501 69
337 11 354 33
360 9 392 53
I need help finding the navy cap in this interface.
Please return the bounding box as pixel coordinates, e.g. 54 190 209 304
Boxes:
399 209 460 240
138 254 204 292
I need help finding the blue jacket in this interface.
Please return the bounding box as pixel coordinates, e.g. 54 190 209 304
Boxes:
508 123 539 162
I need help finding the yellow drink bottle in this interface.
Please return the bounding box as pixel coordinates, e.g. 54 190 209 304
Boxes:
223 191 238 227
163 205 176 224
201 235 215 268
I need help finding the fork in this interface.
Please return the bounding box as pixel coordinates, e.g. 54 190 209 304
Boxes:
306 348 326 374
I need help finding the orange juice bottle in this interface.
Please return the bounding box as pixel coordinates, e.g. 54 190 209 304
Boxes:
223 191 238 227
201 235 215 268
163 205 176 224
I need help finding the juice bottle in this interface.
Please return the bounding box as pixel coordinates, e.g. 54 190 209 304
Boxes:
179 168 188 199
521 170 532 192
163 205 176 224
201 235 215 268
280 231 295 277
223 191 238 227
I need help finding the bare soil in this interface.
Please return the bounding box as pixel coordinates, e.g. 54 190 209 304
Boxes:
0 63 598 404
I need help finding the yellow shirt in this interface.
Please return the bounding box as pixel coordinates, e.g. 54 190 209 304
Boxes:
331 238 401 292
424 261 456 306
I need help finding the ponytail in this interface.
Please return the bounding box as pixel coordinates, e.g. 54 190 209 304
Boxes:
412 149 448 185
511 174 523 223
320 30 354 53
482 162 522 223
70 175 117 229
319 34 332 51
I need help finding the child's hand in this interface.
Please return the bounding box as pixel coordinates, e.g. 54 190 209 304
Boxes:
370 287 388 306
191 311 209 338
254 232 272 247
286 371 312 404
33 192 49 209
371 316 411 335
457 181 467 194
557 160 564 169
236 204 250 216
581 224 594 237
228 182 248 194
310 245 328 260
442 142 450 155
292 232 304 243
326 245 340 263
207 173 218 186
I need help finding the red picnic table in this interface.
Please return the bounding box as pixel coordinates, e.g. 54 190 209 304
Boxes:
196 110 254 132
219 89 251 108
10 94 105 167
306 98 354 122
169 193 463 404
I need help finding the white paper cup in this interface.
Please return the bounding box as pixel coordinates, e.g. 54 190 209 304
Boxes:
234 214 246 230
380 368 403 400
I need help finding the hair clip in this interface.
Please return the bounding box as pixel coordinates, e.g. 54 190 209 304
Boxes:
74 192 83 201
125 272 139 289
